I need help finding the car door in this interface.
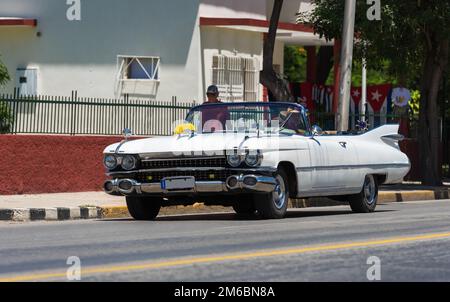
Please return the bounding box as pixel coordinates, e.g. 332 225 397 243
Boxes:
308 135 359 189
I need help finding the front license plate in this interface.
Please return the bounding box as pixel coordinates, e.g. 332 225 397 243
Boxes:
161 176 195 190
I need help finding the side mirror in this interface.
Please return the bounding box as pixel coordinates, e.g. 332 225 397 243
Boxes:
122 128 132 140
311 125 323 137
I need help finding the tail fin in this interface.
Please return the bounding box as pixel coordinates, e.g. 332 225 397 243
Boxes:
362 124 404 142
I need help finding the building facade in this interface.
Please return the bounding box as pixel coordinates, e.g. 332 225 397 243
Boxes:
0 0 328 103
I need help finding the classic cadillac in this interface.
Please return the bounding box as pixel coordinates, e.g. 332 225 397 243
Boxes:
103 102 410 220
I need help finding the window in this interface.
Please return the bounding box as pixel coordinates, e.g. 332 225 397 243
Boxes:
115 56 160 96
211 55 259 102
118 56 160 80
126 57 159 80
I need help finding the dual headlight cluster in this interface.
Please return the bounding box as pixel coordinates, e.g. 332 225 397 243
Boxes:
104 154 137 171
227 150 262 168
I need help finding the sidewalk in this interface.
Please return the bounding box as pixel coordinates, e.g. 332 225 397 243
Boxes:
1 183 449 222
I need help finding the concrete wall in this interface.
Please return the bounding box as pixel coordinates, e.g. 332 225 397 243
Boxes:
0 0 202 101
266 0 310 23
200 26 264 102
199 0 267 19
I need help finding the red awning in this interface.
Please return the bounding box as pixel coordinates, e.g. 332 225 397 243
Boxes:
0 18 37 27
199 17 313 33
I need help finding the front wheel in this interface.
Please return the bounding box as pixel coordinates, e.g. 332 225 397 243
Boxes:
254 170 289 219
126 196 162 220
232 199 257 216
349 175 378 213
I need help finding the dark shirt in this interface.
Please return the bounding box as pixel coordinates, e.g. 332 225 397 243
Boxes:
201 104 230 132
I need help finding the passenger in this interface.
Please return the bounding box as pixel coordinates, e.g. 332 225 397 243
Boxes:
280 108 307 135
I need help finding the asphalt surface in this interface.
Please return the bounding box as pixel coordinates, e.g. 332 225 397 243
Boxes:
0 200 450 282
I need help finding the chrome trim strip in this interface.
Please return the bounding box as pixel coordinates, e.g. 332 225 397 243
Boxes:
139 151 227 159
106 167 277 177
296 163 411 172
114 140 130 154
104 174 278 196
141 156 226 162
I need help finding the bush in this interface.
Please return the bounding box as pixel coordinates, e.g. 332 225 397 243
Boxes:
0 101 13 133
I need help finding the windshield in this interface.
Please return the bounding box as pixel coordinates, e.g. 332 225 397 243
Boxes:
184 103 310 135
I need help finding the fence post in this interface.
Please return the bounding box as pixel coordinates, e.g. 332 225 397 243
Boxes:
70 90 77 136
123 94 129 130
172 96 177 127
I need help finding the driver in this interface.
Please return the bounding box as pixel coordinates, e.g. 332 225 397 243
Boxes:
201 85 230 132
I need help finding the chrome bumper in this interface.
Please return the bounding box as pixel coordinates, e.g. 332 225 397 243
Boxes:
104 174 278 196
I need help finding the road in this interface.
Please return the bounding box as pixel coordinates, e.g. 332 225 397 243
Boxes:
0 199 450 282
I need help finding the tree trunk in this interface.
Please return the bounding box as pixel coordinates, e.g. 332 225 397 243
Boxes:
260 0 294 102
315 46 334 85
419 35 448 186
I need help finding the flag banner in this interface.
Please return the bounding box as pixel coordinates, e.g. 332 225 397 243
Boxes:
299 82 315 111
367 84 392 113
312 84 333 113
350 87 362 130
366 84 392 128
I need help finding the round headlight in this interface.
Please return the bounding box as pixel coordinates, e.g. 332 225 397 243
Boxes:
245 151 262 167
227 154 243 167
104 155 118 170
121 155 137 171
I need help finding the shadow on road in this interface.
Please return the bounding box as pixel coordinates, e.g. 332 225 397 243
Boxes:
101 209 395 222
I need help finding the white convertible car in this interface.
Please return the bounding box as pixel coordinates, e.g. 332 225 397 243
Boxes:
103 102 410 220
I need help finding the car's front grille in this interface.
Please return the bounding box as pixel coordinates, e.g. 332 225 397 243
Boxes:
135 170 235 182
140 157 227 169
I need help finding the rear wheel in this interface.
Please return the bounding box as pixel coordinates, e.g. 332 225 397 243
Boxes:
254 170 289 219
126 196 162 220
349 175 378 213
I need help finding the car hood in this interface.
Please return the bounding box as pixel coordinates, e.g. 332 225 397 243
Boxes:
104 133 279 156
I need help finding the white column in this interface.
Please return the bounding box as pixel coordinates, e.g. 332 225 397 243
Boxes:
336 0 356 132
361 57 367 117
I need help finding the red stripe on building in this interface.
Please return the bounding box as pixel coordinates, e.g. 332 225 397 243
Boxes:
0 18 37 27
199 17 313 33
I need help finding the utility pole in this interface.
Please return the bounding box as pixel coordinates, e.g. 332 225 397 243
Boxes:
336 0 356 132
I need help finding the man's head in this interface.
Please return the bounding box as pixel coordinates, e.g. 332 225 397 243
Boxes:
206 85 220 103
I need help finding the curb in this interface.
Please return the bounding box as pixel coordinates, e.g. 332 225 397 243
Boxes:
0 207 101 222
1 189 449 222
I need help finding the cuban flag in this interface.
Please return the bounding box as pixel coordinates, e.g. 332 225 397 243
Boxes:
366 84 392 128
350 86 362 130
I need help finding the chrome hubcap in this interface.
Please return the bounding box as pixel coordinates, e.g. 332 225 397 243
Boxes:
364 175 376 205
273 175 286 209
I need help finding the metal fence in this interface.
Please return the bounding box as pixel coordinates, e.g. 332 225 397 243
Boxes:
0 92 196 136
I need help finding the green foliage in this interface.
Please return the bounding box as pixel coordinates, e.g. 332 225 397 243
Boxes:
0 55 12 133
324 60 397 86
0 101 13 133
410 90 420 115
284 46 307 83
298 0 450 88
0 56 10 87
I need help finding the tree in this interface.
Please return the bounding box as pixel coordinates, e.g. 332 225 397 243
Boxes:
261 0 294 102
284 46 307 83
298 0 450 185
0 56 10 86
0 56 12 134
